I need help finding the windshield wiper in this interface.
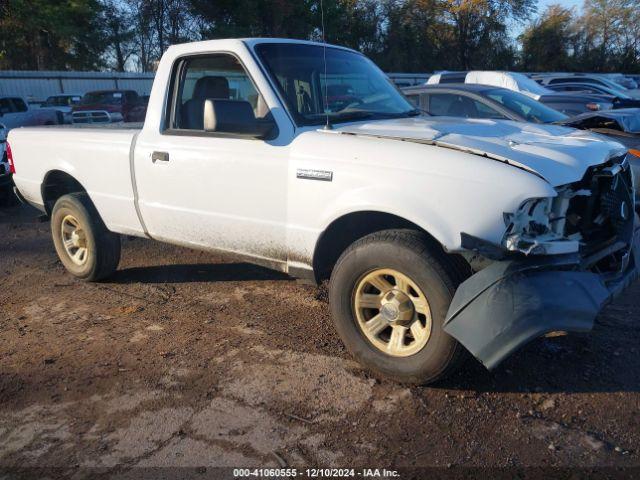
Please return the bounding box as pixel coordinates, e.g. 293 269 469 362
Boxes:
332 109 426 122
310 109 426 125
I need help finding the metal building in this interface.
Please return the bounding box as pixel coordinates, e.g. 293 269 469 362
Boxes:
0 71 155 104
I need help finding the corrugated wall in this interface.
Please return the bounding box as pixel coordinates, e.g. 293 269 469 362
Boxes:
0 71 155 103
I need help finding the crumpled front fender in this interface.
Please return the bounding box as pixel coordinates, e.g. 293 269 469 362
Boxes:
444 233 640 370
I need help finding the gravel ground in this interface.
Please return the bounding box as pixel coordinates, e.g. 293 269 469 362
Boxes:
1 204 639 479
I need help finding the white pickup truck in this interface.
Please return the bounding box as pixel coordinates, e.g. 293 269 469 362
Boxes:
9 39 640 384
0 96 61 130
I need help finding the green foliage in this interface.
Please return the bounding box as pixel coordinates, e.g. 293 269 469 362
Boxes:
521 1 640 73
520 4 575 71
0 0 106 70
189 0 317 39
0 0 638 73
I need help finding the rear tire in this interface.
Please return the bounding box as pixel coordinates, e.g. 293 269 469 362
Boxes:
51 193 120 281
329 229 466 384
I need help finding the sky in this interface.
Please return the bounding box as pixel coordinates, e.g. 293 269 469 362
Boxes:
537 0 583 11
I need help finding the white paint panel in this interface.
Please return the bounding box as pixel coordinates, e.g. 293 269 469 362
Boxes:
9 127 144 235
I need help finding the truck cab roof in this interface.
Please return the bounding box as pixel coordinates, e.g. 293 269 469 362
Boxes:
167 37 358 55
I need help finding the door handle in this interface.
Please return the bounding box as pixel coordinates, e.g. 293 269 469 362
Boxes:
152 151 170 163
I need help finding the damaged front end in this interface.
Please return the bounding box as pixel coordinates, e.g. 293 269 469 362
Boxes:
445 153 639 370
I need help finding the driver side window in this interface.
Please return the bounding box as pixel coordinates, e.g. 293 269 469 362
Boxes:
172 54 266 131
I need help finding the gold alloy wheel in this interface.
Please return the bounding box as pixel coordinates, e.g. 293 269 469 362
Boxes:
353 268 432 357
60 214 89 266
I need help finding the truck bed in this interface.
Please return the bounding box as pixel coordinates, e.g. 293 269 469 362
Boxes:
9 125 145 236
35 122 144 130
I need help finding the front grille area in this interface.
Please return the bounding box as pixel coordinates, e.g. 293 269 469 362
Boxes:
565 154 635 264
72 111 111 124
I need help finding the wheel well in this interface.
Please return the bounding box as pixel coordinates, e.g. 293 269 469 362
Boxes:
41 171 87 215
313 211 470 283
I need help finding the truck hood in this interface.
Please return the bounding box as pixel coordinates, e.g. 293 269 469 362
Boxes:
333 116 627 186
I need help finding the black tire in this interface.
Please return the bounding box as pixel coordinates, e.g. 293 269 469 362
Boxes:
329 229 466 384
51 193 121 281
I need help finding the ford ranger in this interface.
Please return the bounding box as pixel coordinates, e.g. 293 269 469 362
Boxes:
8 39 640 384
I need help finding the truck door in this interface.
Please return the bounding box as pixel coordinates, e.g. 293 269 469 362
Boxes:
133 52 289 264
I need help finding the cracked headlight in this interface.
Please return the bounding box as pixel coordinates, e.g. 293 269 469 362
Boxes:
503 196 580 256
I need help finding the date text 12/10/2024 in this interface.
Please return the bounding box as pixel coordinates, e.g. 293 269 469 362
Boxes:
233 469 401 478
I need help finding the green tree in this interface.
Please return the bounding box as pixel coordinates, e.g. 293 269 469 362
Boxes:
440 0 536 70
576 0 627 71
616 0 640 72
0 0 105 70
101 0 136 71
189 0 317 39
520 4 575 72
374 0 450 72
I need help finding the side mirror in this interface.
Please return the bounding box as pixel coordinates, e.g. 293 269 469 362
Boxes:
203 99 276 139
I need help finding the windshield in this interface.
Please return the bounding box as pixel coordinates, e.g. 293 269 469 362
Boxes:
486 88 568 123
573 84 630 99
81 92 125 105
600 85 632 99
599 77 629 91
43 96 80 107
255 43 417 126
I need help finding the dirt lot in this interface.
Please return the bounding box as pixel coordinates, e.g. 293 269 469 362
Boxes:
1 203 640 478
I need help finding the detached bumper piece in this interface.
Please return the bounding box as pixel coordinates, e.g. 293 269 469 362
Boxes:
444 230 640 370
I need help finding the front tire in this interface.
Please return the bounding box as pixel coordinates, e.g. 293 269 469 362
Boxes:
329 230 466 384
51 193 121 281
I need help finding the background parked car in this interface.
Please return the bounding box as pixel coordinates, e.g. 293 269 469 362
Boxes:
544 82 640 109
603 73 638 90
72 90 147 124
562 109 640 149
404 84 567 123
40 94 82 124
0 96 61 130
534 74 640 99
428 71 614 115
426 71 468 84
